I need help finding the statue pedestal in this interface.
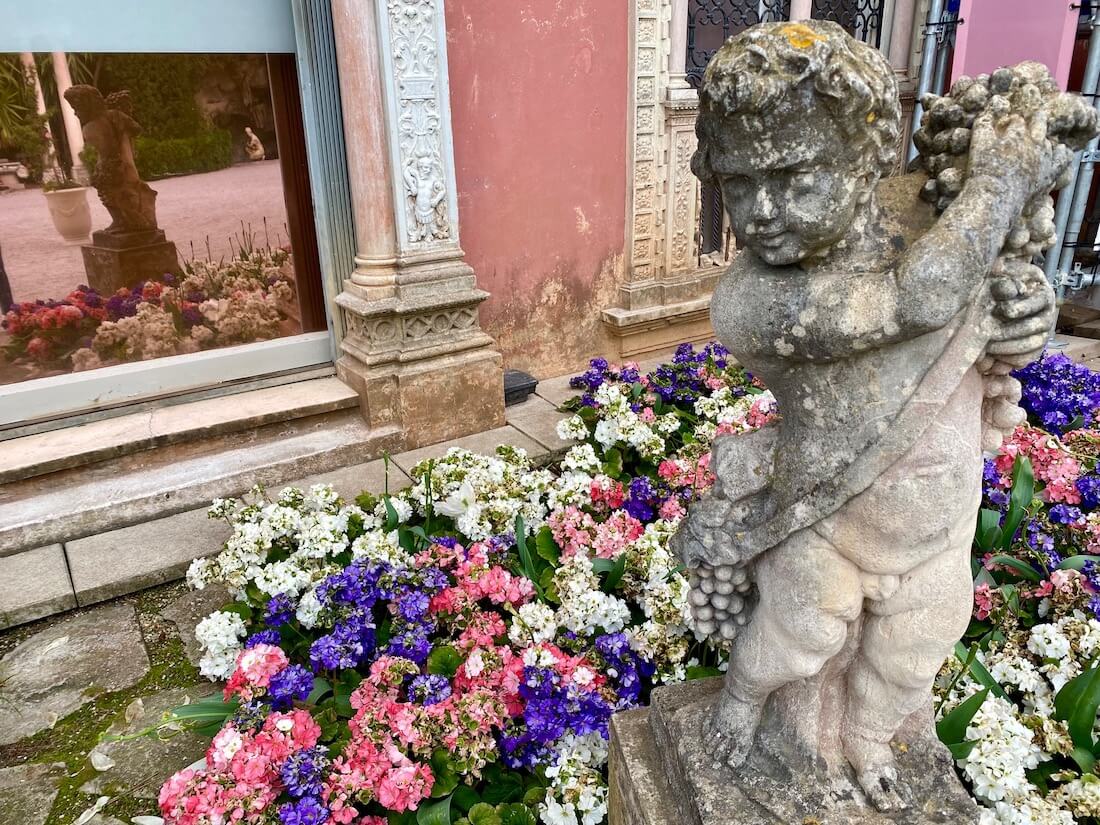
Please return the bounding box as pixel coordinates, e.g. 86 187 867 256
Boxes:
609 678 980 825
81 229 180 295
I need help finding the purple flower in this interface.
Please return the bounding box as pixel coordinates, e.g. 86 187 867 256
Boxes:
269 664 314 709
408 673 452 706
280 746 330 798
246 629 281 647
1077 475 1100 510
386 621 433 664
265 593 296 627
278 796 329 825
1049 504 1084 525
232 700 270 730
1013 352 1100 434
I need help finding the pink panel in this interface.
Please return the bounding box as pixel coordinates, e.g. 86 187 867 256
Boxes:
952 0 1078 89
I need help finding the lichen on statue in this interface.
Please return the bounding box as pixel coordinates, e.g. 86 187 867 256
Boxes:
673 19 1098 815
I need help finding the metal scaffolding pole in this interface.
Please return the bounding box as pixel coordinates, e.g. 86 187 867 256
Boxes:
1049 9 1100 292
908 0 947 162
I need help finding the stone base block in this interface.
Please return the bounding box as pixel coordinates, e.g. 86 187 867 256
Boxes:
338 347 505 450
81 229 180 294
610 678 980 825
602 298 716 360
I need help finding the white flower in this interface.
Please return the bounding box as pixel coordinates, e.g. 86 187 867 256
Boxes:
556 415 589 442
195 610 247 680
436 480 477 518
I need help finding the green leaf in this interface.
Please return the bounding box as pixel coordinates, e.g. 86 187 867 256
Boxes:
947 740 978 760
427 645 464 679
219 601 253 621
389 812 417 825
417 795 453 825
535 527 561 566
167 699 238 722
976 509 1002 552
482 771 524 804
430 749 461 797
383 496 400 531
452 786 482 814
987 555 1042 583
954 642 1008 699
936 689 989 746
686 665 723 680
1000 456 1035 552
467 803 502 825
591 554 627 593
521 788 547 808
1054 665 1100 752
306 678 333 705
602 448 623 480
514 515 541 593
1059 556 1095 571
497 804 537 825
334 684 354 718
1070 746 1097 774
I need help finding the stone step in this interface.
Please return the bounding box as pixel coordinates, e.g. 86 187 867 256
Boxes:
0 375 359 484
0 408 401 556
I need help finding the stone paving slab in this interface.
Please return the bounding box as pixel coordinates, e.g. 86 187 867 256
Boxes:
286 457 412 502
0 544 76 630
67 509 234 608
160 584 232 668
392 425 547 475
505 396 573 452
0 762 67 825
0 602 149 746
82 684 218 800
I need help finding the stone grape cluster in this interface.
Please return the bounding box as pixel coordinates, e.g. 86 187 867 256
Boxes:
688 561 754 642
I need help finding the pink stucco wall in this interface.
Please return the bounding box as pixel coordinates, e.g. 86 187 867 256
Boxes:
952 0 1077 89
445 0 629 377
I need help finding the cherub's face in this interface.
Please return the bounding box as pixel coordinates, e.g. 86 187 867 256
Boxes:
417 157 433 175
710 99 876 266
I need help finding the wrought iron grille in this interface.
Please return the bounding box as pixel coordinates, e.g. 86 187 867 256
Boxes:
811 0 886 47
686 0 791 89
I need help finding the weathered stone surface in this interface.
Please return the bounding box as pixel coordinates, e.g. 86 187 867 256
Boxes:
663 20 1097 819
0 602 150 746
393 425 546 475
0 544 77 630
613 678 980 825
160 584 232 668
0 762 67 825
287 458 411 502
81 684 217 799
505 396 572 452
67 509 232 607
81 236 180 295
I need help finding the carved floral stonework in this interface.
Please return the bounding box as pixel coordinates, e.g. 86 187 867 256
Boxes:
386 0 452 245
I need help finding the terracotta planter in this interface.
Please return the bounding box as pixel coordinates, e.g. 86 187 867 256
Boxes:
44 187 92 245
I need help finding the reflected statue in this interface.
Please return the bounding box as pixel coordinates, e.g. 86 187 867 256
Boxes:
64 86 158 234
244 127 266 161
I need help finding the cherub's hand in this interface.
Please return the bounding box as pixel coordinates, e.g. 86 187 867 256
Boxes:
987 259 1054 359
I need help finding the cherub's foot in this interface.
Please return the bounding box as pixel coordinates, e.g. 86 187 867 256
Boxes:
843 732 912 812
703 690 763 769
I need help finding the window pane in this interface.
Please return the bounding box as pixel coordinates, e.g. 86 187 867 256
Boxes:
0 52 325 389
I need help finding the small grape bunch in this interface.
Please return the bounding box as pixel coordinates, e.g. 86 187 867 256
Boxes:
688 561 754 643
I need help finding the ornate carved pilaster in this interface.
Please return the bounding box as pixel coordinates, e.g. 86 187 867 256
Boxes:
605 0 721 359
332 0 504 449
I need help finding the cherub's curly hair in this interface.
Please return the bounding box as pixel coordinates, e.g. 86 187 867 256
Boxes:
692 20 901 183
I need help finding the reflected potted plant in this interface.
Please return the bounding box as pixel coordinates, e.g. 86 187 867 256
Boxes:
42 176 91 245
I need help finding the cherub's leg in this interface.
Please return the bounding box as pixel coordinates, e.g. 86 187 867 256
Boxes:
842 541 973 811
708 529 863 767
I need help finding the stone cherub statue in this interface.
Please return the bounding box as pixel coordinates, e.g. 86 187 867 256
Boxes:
64 85 159 234
244 126 266 161
671 20 1097 818
404 150 449 242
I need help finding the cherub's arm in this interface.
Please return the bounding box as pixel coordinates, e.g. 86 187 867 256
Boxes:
776 113 1059 361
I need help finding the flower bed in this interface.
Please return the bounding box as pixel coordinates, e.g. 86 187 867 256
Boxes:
157 345 1100 825
1 246 296 375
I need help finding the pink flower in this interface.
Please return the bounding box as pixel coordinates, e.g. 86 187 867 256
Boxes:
973 582 994 621
223 644 289 702
592 510 644 558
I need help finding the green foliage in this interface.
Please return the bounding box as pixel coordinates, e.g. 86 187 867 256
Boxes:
974 455 1035 556
134 129 232 180
1054 665 1100 773
936 688 989 761
98 53 210 139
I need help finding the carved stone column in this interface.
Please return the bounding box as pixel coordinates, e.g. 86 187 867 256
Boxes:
51 52 87 184
332 0 504 450
604 0 719 360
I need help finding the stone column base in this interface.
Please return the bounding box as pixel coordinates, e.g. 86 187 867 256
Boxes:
335 256 506 450
81 229 180 294
601 297 715 360
609 677 981 825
